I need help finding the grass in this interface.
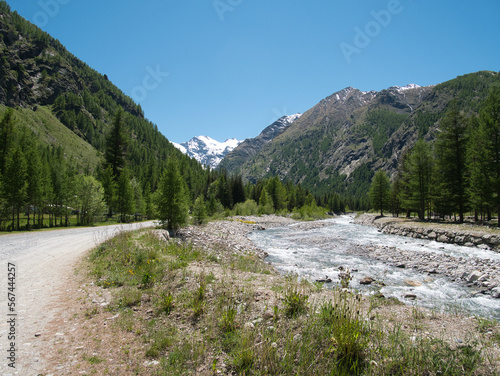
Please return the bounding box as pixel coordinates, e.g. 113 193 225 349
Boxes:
77 226 499 375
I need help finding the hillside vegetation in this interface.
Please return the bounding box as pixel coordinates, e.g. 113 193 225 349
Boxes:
221 72 500 210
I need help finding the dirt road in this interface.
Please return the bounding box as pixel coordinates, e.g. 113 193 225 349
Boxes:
0 221 155 375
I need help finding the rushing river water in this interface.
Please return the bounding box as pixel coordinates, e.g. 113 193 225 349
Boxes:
248 215 500 320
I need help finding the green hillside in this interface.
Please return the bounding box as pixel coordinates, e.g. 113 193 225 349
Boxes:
221 71 500 208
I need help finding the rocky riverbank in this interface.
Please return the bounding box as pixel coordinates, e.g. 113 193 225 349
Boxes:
354 213 500 299
176 215 296 259
355 213 500 251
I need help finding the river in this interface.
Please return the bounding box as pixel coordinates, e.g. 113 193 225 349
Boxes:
248 215 500 320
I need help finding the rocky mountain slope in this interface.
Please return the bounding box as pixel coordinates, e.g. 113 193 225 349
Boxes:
218 113 301 172
172 136 241 168
220 71 500 199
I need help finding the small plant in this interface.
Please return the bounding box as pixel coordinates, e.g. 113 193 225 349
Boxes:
283 288 309 318
219 304 237 333
158 292 174 315
84 355 104 364
339 269 353 289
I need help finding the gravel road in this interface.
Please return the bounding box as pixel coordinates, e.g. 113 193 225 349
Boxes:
0 221 155 375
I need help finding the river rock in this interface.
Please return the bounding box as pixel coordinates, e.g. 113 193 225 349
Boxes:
359 277 375 285
405 280 422 287
492 287 500 299
404 294 417 300
437 235 449 243
467 270 483 283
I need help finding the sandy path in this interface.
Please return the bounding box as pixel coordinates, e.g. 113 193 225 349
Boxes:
0 221 155 375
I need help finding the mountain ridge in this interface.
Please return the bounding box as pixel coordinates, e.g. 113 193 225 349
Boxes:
172 136 241 168
219 71 500 203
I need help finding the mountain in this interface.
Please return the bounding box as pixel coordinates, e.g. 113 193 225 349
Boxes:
219 71 500 200
172 136 241 168
218 113 301 172
0 1 207 193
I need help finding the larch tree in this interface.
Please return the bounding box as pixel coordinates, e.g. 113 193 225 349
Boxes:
403 140 434 220
479 87 500 226
3 148 27 230
434 106 469 223
157 159 189 233
368 170 391 216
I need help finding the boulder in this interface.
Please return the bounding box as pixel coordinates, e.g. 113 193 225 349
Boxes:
467 270 483 283
359 277 375 285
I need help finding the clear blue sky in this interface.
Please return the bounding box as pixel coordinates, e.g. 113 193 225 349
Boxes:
6 0 500 144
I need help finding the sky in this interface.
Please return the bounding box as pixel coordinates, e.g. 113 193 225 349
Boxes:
6 0 500 144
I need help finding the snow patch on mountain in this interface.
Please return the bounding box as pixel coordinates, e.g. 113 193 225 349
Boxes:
172 136 242 169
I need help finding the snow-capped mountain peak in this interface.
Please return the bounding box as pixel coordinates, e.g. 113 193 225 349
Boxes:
172 136 242 169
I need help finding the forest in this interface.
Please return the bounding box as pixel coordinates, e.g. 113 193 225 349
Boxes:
369 87 500 225
0 106 325 231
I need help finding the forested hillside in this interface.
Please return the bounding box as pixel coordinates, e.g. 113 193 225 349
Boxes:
221 72 500 210
0 1 324 231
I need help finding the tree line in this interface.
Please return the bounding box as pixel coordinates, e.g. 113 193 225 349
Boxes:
369 87 500 225
0 107 325 232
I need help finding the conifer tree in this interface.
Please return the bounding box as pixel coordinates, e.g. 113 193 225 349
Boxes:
467 115 492 221
157 159 189 232
402 140 433 220
0 108 16 174
193 196 207 225
368 170 391 216
116 169 134 222
434 107 469 222
4 148 27 230
26 148 43 228
479 87 500 226
104 109 127 178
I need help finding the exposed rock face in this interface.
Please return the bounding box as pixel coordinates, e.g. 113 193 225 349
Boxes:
220 72 500 196
218 114 301 173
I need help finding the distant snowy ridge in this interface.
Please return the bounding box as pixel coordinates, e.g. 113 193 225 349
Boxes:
172 136 242 169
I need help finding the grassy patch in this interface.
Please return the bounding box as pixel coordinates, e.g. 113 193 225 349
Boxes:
80 226 497 375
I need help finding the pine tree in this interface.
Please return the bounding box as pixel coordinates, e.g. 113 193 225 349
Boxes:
26 148 43 228
116 169 135 222
104 109 128 178
402 140 433 220
193 196 207 225
0 108 16 174
3 148 27 230
157 160 189 232
479 87 500 226
435 107 469 222
368 170 391 216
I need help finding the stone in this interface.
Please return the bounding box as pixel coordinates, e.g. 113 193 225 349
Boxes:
244 322 255 330
405 280 422 287
492 287 500 299
437 235 449 243
404 294 417 300
359 277 375 285
467 271 483 283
